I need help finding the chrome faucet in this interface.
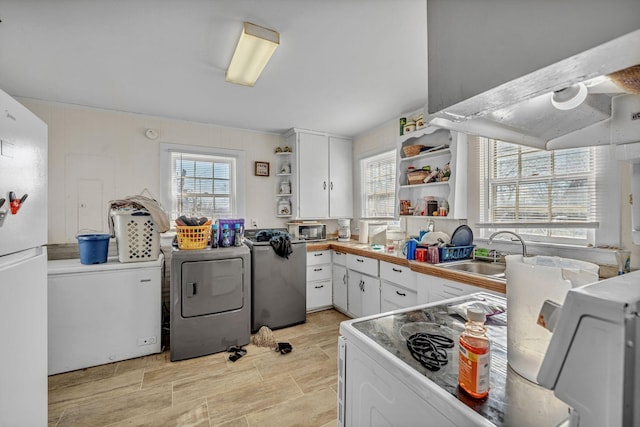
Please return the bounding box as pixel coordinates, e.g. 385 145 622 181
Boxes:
488 231 527 257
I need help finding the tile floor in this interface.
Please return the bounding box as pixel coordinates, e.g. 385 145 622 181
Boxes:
48 309 350 427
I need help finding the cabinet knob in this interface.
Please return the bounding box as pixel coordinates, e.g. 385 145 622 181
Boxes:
314 253 323 257
392 268 402 273
396 290 406 297
323 181 327 190
356 258 364 263
315 284 324 289
330 181 334 190
314 268 323 272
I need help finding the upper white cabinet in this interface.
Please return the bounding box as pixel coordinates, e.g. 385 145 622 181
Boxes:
286 129 353 219
396 111 468 219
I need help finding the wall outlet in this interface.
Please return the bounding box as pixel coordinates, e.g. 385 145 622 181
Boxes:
137 336 157 346
251 219 257 227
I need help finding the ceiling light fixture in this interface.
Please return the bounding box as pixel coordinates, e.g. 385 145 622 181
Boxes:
551 82 588 110
225 22 280 87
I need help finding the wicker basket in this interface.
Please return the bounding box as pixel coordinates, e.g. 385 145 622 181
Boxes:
402 145 424 158
609 64 640 94
176 225 212 250
407 170 429 185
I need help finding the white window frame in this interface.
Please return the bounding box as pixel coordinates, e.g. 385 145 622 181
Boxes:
474 137 620 249
359 149 397 219
160 143 245 227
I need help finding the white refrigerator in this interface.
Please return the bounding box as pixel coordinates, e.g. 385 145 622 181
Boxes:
0 88 48 426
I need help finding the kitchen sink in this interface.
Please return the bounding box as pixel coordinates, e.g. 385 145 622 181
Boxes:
440 260 506 280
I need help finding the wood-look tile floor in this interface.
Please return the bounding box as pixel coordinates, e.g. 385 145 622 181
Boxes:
48 309 350 427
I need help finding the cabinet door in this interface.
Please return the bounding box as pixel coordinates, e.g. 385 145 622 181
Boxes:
332 264 348 313
361 275 381 317
329 136 353 218
347 271 363 318
380 281 418 313
298 132 329 218
307 279 332 311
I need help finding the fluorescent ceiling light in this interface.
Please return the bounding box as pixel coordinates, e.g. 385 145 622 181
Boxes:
226 22 280 87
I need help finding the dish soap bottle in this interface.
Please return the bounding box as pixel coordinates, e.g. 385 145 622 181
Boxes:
458 307 491 398
211 223 218 248
233 223 243 247
221 224 231 247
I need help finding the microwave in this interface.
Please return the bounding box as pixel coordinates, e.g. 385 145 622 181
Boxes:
287 223 326 241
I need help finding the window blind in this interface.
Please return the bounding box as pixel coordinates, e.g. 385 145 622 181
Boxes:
361 150 396 218
478 138 601 244
170 151 235 220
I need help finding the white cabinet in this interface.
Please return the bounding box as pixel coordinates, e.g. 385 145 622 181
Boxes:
379 261 417 312
288 129 353 219
347 271 380 318
416 273 490 305
396 112 468 219
306 251 332 311
381 281 418 312
328 136 353 218
346 254 380 318
332 264 348 313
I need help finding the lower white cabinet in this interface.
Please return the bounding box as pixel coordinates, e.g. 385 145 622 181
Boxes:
332 264 348 313
307 251 332 311
417 273 491 304
380 281 418 312
347 270 380 318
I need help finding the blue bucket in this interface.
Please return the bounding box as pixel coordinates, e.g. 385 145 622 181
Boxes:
77 234 111 265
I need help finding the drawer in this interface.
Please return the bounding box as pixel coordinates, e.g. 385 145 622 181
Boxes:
307 279 332 310
307 250 331 266
332 250 347 266
347 254 378 277
307 264 332 282
379 261 416 291
381 281 417 312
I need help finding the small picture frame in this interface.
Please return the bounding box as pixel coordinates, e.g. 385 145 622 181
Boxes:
255 161 270 177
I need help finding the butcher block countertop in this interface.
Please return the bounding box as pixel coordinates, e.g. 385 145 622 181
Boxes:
306 240 506 295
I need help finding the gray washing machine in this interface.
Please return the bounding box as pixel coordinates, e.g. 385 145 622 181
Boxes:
170 245 250 361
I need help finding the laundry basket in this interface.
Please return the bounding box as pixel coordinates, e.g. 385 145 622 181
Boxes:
112 209 160 262
176 225 211 250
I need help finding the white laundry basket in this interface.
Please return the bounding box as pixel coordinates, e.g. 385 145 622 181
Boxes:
112 209 160 263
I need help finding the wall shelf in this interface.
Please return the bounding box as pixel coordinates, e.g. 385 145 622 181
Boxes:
396 108 468 219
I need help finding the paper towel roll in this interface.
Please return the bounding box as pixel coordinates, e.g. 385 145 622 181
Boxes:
358 221 369 244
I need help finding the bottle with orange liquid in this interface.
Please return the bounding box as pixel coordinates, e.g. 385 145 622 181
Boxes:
458 307 491 398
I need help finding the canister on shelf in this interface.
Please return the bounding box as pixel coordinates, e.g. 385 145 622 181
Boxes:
399 117 407 136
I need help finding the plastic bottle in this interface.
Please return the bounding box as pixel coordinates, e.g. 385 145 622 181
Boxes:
458 307 491 398
210 223 218 248
233 224 243 247
221 224 231 247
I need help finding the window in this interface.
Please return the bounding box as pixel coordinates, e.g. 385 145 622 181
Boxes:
360 149 396 218
478 138 602 245
160 144 245 223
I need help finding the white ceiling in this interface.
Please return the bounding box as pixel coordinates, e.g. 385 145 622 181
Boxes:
0 0 428 137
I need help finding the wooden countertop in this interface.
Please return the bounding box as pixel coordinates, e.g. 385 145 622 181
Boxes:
307 240 506 294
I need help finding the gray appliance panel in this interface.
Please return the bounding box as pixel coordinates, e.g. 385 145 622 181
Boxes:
251 242 307 332
181 258 244 317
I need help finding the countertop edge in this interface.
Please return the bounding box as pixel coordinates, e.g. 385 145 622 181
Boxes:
307 241 506 294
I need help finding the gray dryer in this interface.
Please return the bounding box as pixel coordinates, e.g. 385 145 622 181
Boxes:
170 245 250 361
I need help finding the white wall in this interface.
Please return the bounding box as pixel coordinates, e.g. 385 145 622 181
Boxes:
20 99 286 244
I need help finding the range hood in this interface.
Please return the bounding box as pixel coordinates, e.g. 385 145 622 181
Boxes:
428 29 640 150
